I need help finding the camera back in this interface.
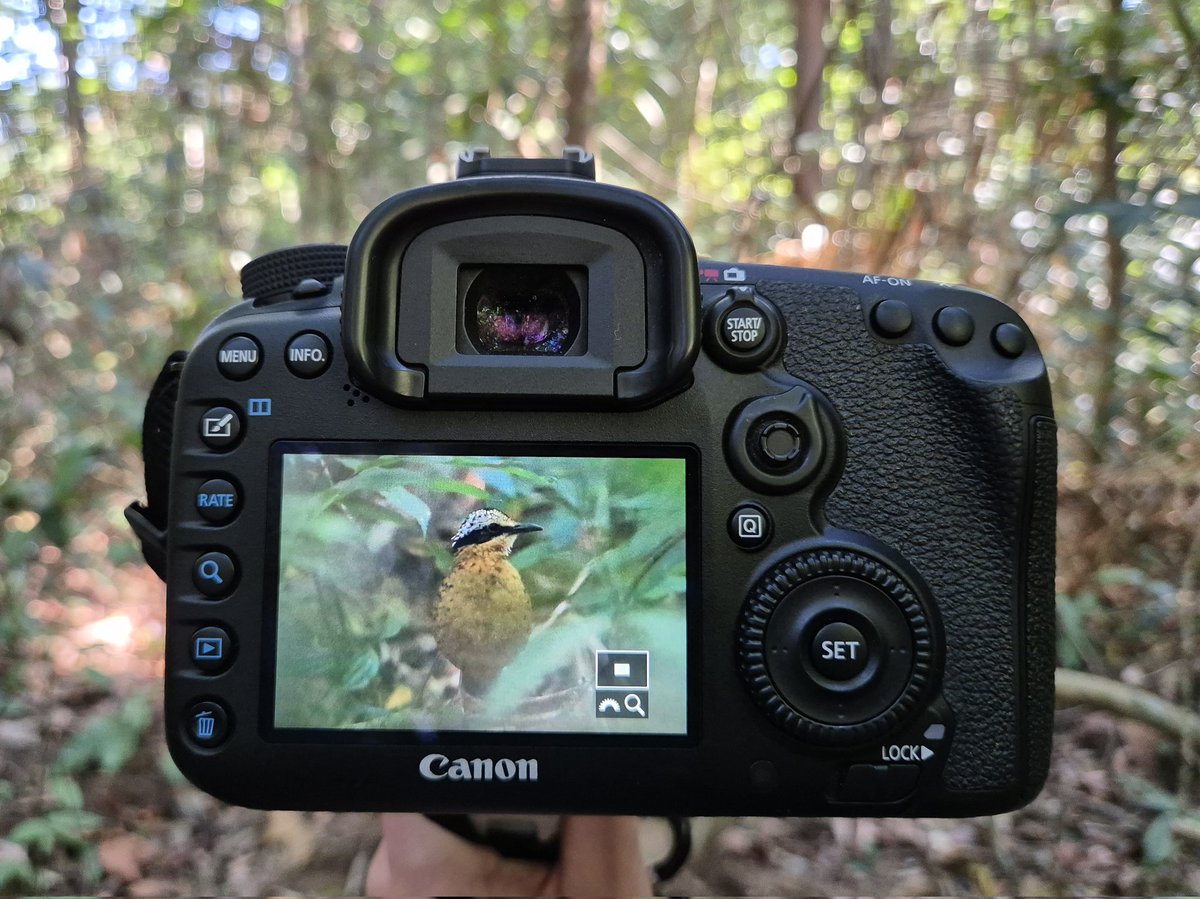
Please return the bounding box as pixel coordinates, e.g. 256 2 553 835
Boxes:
127 151 1056 816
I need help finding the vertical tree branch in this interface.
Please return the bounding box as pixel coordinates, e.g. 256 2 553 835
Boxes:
1089 0 1129 462
789 0 830 218
563 0 603 148
55 0 90 187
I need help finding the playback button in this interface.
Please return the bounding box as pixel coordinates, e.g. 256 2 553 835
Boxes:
195 478 240 524
191 626 233 673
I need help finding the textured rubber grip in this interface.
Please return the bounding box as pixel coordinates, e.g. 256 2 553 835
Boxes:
1022 417 1058 795
239 244 347 300
765 279 1028 792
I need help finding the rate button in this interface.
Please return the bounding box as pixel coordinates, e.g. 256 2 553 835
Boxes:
195 478 240 524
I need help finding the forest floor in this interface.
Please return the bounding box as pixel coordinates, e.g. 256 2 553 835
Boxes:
3 468 1200 895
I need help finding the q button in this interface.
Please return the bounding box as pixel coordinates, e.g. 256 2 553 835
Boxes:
193 551 236 598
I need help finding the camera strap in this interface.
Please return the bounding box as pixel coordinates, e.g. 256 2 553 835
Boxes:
124 350 188 581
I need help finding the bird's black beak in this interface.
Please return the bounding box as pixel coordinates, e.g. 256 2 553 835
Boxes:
508 523 542 534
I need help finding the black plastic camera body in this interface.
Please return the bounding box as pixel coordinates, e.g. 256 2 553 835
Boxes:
127 150 1057 816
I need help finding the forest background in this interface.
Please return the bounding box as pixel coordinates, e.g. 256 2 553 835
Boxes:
1 0 1199 893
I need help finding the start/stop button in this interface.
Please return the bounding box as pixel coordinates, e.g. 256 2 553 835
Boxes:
703 288 783 371
719 304 769 352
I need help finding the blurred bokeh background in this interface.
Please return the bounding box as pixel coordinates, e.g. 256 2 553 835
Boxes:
1 0 1198 893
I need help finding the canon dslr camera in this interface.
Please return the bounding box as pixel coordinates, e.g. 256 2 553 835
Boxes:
127 149 1056 815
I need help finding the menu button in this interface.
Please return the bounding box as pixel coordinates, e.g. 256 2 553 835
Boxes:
216 335 262 380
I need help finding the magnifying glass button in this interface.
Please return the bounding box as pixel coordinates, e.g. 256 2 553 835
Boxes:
193 551 236 597
624 693 647 717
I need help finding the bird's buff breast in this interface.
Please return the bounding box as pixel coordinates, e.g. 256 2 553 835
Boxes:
434 547 534 682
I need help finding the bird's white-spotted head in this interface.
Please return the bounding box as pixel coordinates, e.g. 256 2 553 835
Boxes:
450 508 542 554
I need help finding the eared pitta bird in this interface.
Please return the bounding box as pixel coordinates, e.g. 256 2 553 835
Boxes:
433 509 542 697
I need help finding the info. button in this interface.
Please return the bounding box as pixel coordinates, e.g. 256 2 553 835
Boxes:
195 478 240 524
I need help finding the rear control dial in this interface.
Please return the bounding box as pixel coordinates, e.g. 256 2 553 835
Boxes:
737 548 936 745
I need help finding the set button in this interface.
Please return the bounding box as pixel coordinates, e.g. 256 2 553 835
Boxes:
811 621 869 680
195 478 240 524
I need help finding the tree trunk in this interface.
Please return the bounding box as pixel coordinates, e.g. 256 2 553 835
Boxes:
790 0 829 216
56 0 90 187
563 0 603 148
286 0 342 241
1089 0 1128 462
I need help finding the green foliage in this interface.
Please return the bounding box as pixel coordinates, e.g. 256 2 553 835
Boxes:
53 694 153 776
1121 774 1186 868
1056 589 1104 671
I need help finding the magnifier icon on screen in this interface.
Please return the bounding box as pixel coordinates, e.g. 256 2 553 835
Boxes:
624 693 646 717
198 559 224 585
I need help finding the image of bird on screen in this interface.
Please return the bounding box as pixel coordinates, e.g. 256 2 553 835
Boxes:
273 451 689 735
434 508 541 697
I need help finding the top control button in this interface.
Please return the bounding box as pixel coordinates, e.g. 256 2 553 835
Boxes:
718 304 768 352
293 277 328 299
217 335 262 380
870 299 913 338
286 332 333 378
992 322 1027 357
933 306 975 346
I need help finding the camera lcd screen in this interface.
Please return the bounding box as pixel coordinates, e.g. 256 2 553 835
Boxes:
270 444 692 737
